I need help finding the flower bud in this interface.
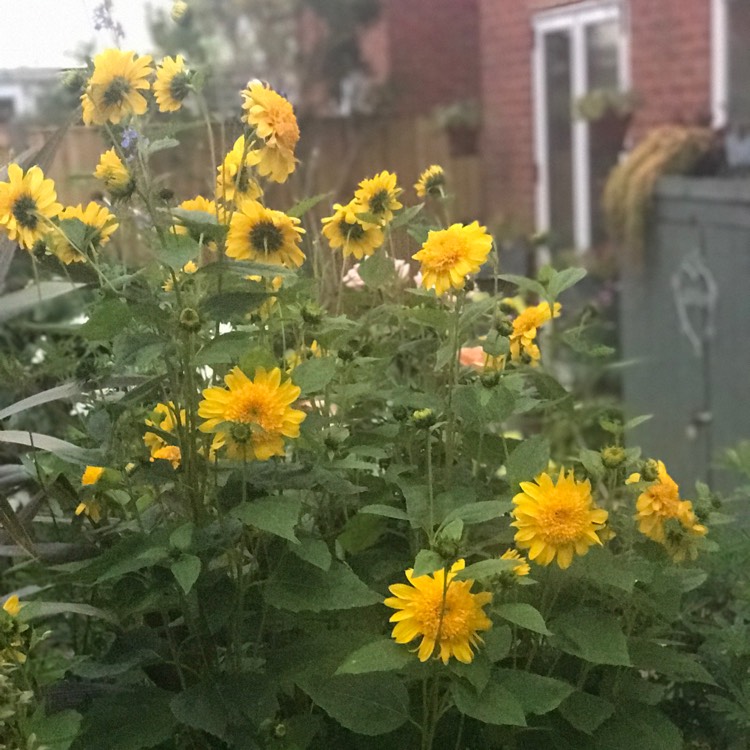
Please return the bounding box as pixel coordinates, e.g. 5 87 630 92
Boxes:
61 68 87 93
274 723 287 738
411 408 436 429
641 459 659 482
481 371 500 389
179 307 201 331
300 302 324 325
601 446 626 469
171 1 190 23
495 317 513 337
158 187 175 203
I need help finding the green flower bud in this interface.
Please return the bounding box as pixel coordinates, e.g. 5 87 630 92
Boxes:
601 446 626 469
481 371 500 388
411 408 436 429
641 459 660 482
171 1 190 23
300 302 324 325
179 307 201 331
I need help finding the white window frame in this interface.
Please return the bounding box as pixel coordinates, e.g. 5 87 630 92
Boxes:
711 0 728 127
532 0 629 251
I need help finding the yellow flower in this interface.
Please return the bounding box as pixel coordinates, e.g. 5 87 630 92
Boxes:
412 221 493 296
353 171 403 226
49 202 118 264
500 548 530 577
215 135 263 205
94 149 134 198
241 80 299 182
81 466 105 485
0 164 62 250
509 301 561 365
75 500 102 523
153 55 190 112
634 460 704 544
245 274 283 320
286 339 323 371
226 199 305 268
415 165 446 199
625 472 641 484
82 49 153 125
144 402 185 467
384 559 492 664
512 469 609 569
321 202 384 259
198 366 306 461
2 595 21 618
162 260 198 291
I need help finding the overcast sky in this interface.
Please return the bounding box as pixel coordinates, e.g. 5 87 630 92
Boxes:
0 0 172 69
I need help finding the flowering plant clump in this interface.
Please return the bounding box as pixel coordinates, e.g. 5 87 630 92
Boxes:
0 44 727 750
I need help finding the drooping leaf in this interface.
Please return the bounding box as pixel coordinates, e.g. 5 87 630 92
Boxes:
232 497 302 543
289 535 332 571
17 601 118 625
358 252 396 289
595 703 682 750
412 549 445 578
359 504 409 521
494 669 573 715
171 554 202 594
0 382 81 420
155 233 200 269
78 299 132 340
335 638 412 675
495 603 551 635
291 356 337 396
287 192 331 219
441 500 512 526
559 692 615 734
0 430 95 463
628 639 716 685
27 708 82 750
0 281 86 322
483 625 512 662
194 331 254 365
506 436 550 491
550 609 630 666
450 676 526 726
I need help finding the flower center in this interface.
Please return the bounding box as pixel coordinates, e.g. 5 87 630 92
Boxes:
224 385 283 434
413 586 471 641
102 76 132 107
647 484 682 518
12 195 38 229
344 221 365 242
266 102 300 150
369 189 390 215
537 497 589 544
425 174 445 194
169 72 190 102
250 221 284 255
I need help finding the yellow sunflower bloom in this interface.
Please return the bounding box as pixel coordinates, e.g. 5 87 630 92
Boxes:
0 164 62 250
413 221 493 296
50 202 118 264
512 469 609 569
153 55 191 112
144 402 185 467
241 80 300 182
415 164 446 199
500 548 530 577
75 500 102 523
2 595 21 618
353 171 403 226
81 49 153 125
384 559 492 664
321 202 384 260
215 135 263 205
198 366 306 461
81 466 105 486
634 460 705 545
245 274 283 320
94 149 134 199
509 301 561 365
226 199 305 268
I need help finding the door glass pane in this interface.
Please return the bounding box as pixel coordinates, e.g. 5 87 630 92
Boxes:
728 0 750 124
544 30 574 249
586 19 622 245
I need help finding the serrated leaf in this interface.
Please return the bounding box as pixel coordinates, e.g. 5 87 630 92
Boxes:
506 436 550 491
171 554 201 594
265 558 381 612
28 708 82 750
547 267 587 300
494 669 573 715
559 691 614 734
194 332 254 365
170 681 228 740
389 203 423 230
412 549 445 577
498 274 546 298
232 497 302 543
359 504 409 521
291 356 337 396
629 639 716 684
289 535 332 571
395 481 429 530
496 603 551 635
79 299 132 340
358 252 396 289
595 703 682 750
451 676 526 726
155 233 200 269
146 136 179 155
441 500 511 526
450 653 491 692
201 291 268 319
287 192 331 219
550 609 630 665
336 638 412 675
169 522 194 551
296 672 410 736
484 625 512 662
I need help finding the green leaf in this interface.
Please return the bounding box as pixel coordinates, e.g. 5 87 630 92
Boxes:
289 535 332 571
595 703 682 750
495 603 551 635
454 559 518 581
0 281 86 322
58 217 90 250
169 522 194 551
28 709 82 750
547 267 587 300
155 233 200 269
574 546 644 593
146 136 179 155
442 500 511 526
628 639 716 684
450 653 492 692
494 669 573 715
506 436 550 491
292 356 337 396
170 682 228 740
194 331 254 365
451 676 526 726
79 299 132 340
358 251 396 289
171 554 202 594
287 191 331 219
412 549 445 577
265 558 381 612
0 382 81 420
389 203 423 230
550 609 630 666
0 430 94 463
17 601 118 625
336 638 412 675
498 274 546 298
296 672 410 736
559 692 614 734
624 414 653 431
483 625 512 662
359 504 410 521
201 291 268 319
232 497 302 543
76 687 177 749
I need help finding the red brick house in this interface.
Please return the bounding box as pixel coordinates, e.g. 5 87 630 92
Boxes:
479 0 750 249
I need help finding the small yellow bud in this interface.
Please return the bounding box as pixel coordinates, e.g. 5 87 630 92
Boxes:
171 1 190 23
601 446 626 469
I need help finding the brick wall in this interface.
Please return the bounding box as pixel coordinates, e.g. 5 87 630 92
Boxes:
479 0 711 230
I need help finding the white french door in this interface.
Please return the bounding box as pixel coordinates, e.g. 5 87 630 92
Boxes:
533 1 629 251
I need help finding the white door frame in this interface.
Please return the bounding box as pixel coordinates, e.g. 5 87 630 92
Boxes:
711 0 728 127
532 1 629 251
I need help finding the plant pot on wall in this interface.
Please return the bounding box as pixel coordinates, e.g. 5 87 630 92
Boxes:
432 99 481 158
589 111 632 156
446 124 478 157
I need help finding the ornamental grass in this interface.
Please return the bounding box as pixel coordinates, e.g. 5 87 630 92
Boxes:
0 45 732 750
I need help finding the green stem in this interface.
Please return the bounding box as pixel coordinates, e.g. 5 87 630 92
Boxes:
444 292 465 470
426 428 435 546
